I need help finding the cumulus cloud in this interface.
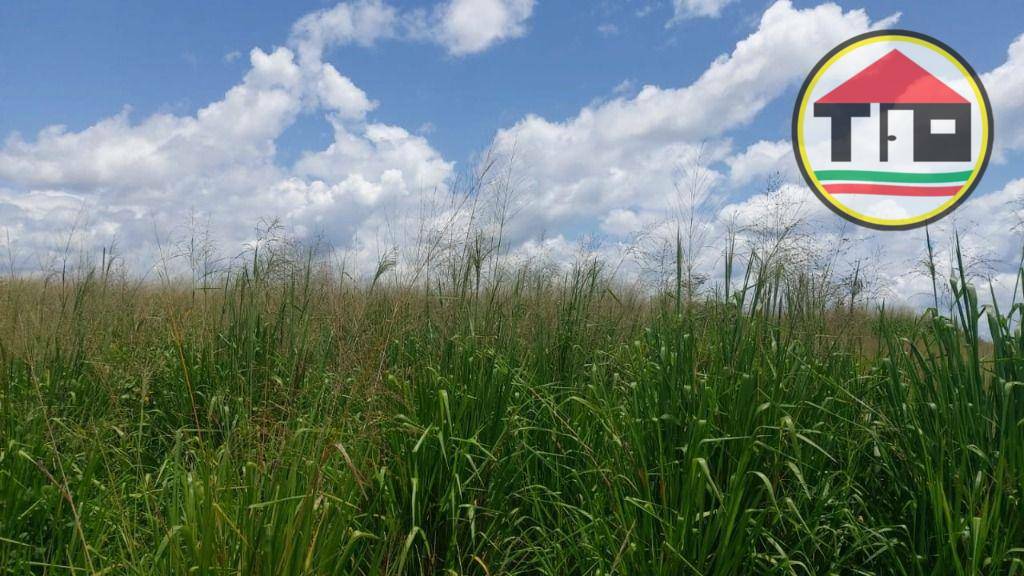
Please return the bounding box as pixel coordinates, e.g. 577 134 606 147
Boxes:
1 0 1022 316
0 0 541 275
0 1 460 273
600 208 649 236
431 0 535 56
0 46 303 191
313 63 376 118
983 33 1024 159
288 0 398 67
480 1 1023 309
487 1 892 242
727 140 794 186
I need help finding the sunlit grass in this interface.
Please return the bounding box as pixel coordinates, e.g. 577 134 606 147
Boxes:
1 238 1022 574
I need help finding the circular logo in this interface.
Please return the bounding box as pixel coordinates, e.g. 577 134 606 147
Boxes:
793 30 992 230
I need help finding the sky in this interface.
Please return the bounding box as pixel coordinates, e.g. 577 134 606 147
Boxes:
0 0 1023 307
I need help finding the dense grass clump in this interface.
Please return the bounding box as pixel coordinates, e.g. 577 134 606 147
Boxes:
1 244 1023 574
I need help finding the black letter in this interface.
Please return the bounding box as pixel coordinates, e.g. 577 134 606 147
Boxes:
814 103 870 162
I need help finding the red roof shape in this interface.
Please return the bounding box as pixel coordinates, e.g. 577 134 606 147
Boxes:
817 49 968 104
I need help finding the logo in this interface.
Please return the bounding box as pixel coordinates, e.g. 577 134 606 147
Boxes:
793 30 992 230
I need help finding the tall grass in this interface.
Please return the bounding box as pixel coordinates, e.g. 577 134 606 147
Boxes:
0 235 1022 575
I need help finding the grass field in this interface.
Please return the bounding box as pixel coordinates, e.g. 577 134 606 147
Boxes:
1 237 1023 575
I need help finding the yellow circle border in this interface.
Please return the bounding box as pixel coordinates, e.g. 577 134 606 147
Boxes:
793 30 993 230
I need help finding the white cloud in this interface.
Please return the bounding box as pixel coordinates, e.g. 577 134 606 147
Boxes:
288 0 398 67
983 33 1024 159
286 0 537 62
726 139 794 186
431 0 535 56
285 0 536 61
601 208 647 236
669 0 736 22
499 2 889 148
486 1 892 243
2 0 1022 316
612 79 635 95
0 0 539 274
294 121 451 190
470 0 1024 311
314 63 376 118
690 176 1024 311
0 46 303 191
0 2 456 272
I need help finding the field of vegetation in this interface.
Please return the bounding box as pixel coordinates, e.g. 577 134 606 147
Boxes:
1 228 1023 574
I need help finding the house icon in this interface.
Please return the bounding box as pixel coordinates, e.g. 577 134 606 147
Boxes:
813 49 971 163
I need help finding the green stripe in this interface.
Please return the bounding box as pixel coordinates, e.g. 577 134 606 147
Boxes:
814 169 973 184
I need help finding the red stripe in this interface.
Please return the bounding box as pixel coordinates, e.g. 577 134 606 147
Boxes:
824 183 962 197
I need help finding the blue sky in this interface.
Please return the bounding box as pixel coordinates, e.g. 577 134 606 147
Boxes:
4 1 1020 164
0 0 1022 305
